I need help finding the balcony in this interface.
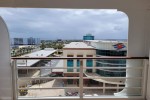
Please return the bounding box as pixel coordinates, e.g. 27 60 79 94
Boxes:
11 56 148 100
0 0 150 100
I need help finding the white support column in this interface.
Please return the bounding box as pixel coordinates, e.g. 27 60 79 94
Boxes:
147 55 150 100
79 60 83 98
103 82 106 94
115 9 148 96
144 9 150 100
63 51 67 73
116 84 119 93
93 57 96 73
83 53 87 72
12 60 18 100
142 59 149 98
74 53 77 72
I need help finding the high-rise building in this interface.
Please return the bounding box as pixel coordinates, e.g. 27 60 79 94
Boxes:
27 37 36 45
13 38 23 45
10 37 41 46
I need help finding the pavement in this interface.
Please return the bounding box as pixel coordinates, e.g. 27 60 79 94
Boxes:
26 79 65 97
26 79 118 97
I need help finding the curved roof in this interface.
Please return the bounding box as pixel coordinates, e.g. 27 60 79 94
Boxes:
17 49 56 66
84 72 125 85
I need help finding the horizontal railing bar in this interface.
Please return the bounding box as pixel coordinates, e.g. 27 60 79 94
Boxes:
83 67 143 69
18 87 142 90
17 67 78 69
11 57 149 60
83 77 142 79
18 77 80 80
16 67 143 70
18 97 80 99
83 87 142 89
94 70 126 72
18 77 140 79
18 87 79 90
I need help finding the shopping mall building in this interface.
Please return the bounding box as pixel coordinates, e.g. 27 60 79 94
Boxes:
85 40 127 77
63 40 127 85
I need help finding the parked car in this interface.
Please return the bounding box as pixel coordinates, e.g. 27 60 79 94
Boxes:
49 73 63 77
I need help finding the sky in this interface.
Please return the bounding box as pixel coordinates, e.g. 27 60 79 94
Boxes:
0 8 128 40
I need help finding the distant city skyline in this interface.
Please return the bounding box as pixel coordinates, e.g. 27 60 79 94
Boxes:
0 8 128 39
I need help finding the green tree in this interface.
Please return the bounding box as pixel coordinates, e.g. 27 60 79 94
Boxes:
40 42 46 50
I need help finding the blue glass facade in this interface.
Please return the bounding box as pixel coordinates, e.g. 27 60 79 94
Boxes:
86 59 93 72
96 59 126 77
86 59 93 67
96 49 127 77
67 59 74 72
83 36 94 40
96 49 126 56
96 69 126 77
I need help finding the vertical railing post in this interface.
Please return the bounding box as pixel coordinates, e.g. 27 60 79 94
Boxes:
12 59 18 100
103 82 105 94
117 84 119 93
79 59 83 99
26 59 28 76
142 59 149 98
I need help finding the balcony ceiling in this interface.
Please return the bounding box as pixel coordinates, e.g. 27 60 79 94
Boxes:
0 0 149 10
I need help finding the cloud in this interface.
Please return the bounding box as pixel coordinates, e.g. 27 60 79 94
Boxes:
0 8 128 40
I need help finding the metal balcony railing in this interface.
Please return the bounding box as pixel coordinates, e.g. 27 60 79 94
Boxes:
11 57 148 100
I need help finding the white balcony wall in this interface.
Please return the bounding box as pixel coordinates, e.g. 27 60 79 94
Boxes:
113 8 149 96
146 7 150 100
0 17 12 100
147 56 150 100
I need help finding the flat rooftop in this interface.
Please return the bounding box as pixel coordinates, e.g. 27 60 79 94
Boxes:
85 40 127 43
63 42 94 49
17 49 56 67
52 60 64 73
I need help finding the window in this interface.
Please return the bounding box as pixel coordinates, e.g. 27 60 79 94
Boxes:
86 59 93 73
67 55 74 72
67 59 74 72
86 55 93 57
67 55 74 57
96 49 127 56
